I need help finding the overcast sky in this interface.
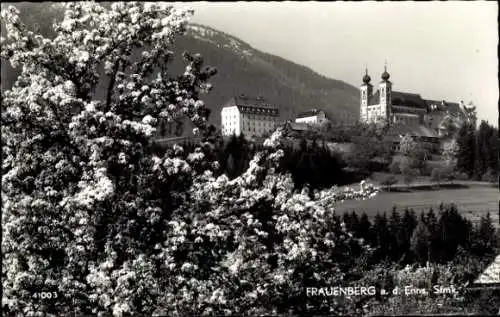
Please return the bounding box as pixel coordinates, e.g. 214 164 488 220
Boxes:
177 1 498 125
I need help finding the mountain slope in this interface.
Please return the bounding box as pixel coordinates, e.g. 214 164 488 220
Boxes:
170 23 360 126
1 10 361 126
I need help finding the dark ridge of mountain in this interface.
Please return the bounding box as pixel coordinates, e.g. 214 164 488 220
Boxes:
173 23 360 125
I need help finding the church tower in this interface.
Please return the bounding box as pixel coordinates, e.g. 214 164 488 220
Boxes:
360 68 373 122
378 63 392 122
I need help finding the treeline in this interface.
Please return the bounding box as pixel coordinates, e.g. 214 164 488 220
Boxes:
456 120 499 181
153 133 368 190
152 118 499 188
342 204 499 267
280 138 365 190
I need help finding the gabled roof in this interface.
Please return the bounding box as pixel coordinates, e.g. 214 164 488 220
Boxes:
367 90 427 109
474 254 500 285
297 109 325 118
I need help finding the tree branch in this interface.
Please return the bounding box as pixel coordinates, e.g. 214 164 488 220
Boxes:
45 99 89 166
105 59 121 112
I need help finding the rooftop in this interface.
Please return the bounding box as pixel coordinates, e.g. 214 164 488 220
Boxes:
296 109 325 118
367 90 459 113
223 95 280 116
474 254 500 285
233 94 277 109
391 91 427 109
426 99 462 115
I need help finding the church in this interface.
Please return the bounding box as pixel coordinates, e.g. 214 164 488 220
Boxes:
360 65 465 153
360 66 425 126
360 65 463 126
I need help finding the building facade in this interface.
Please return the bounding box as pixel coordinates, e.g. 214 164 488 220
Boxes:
360 66 428 126
360 66 464 134
221 95 279 137
360 65 468 154
295 109 328 125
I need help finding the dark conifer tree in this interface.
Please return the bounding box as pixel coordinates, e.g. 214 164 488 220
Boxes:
226 153 236 178
474 121 490 179
388 209 403 261
434 204 469 262
358 212 373 245
488 125 499 174
456 122 476 178
299 137 308 152
400 208 418 263
372 212 390 261
350 211 360 235
410 216 430 265
426 208 439 262
343 212 352 231
476 212 497 255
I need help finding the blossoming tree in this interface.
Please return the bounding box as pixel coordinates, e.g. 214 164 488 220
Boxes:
442 139 459 167
2 2 377 316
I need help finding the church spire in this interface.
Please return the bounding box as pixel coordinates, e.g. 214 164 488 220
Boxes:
381 60 390 81
362 67 371 84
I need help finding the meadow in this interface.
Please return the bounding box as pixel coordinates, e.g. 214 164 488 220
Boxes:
335 185 499 227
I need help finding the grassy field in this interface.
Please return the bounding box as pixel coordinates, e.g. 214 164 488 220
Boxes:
335 185 499 227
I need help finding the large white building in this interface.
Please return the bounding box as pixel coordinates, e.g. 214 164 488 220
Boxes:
295 109 328 125
221 95 279 137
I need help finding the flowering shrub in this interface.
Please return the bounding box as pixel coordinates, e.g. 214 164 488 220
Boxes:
1 2 378 316
442 139 459 167
399 134 418 157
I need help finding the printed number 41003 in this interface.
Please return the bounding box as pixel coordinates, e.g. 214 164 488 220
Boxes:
32 292 58 300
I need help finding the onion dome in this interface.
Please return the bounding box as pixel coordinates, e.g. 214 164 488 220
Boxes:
362 68 371 84
381 63 390 81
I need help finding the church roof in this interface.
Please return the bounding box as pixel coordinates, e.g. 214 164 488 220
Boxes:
426 99 462 115
447 102 461 113
391 91 427 109
367 90 427 109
